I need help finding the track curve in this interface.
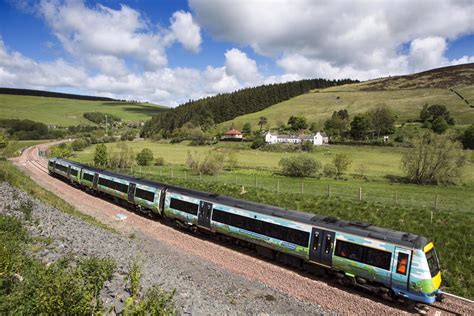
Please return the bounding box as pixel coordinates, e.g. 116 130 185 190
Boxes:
10 142 474 315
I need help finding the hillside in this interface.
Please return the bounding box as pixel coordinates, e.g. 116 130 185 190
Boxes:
0 94 168 127
0 87 116 101
219 63 474 130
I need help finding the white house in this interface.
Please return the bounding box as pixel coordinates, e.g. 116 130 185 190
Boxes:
265 132 328 146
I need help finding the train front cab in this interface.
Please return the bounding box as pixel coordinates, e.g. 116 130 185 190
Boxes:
395 242 441 304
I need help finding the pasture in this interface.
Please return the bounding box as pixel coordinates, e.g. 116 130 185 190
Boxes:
71 140 474 213
217 85 474 131
0 94 168 126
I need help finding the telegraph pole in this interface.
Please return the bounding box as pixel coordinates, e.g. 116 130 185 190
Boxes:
105 114 108 136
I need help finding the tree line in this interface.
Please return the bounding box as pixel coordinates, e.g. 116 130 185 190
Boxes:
0 88 116 101
142 78 358 137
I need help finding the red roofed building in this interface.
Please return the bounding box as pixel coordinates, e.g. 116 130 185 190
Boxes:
221 128 243 140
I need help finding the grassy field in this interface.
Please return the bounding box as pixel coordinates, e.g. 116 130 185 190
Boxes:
0 140 48 158
0 94 168 126
71 140 474 213
218 85 474 131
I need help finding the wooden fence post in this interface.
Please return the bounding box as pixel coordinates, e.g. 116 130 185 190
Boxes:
184 171 187 180
327 184 331 197
301 181 304 194
359 187 362 201
434 194 438 210
277 179 280 193
199 172 202 181
171 169 174 178
395 191 398 205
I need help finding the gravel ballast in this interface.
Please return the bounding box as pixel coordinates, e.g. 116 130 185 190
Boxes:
0 182 327 315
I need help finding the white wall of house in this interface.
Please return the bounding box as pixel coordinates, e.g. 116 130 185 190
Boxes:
265 132 328 146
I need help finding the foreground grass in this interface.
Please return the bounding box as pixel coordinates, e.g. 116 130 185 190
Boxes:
0 94 167 126
124 172 472 299
0 160 111 232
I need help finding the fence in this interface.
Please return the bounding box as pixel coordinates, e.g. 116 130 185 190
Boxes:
121 165 473 214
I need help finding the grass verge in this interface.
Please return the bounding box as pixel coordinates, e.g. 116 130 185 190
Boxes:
0 160 112 232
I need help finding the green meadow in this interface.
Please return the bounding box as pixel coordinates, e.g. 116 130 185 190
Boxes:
0 94 168 126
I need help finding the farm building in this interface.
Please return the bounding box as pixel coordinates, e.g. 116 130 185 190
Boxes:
221 128 243 140
265 131 328 146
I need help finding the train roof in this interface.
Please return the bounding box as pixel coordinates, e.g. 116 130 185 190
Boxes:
53 158 428 249
166 182 428 249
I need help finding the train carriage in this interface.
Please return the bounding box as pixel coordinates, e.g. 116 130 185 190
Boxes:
48 157 443 305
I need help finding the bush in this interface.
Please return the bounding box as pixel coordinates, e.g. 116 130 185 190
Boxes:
186 150 224 175
121 130 136 141
71 138 90 151
461 125 474 149
136 148 154 166
93 144 108 167
300 140 314 152
332 153 352 178
323 164 337 177
48 143 73 158
250 136 266 149
154 157 165 166
279 155 320 177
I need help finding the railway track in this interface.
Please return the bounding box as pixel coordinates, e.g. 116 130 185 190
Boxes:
14 142 474 315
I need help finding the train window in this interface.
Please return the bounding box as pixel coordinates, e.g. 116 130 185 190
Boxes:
70 169 78 177
98 177 128 193
324 234 333 254
135 188 155 202
313 231 320 251
55 164 68 172
170 198 199 215
83 173 94 182
396 253 409 275
48 161 53 167
335 240 363 261
364 247 392 270
212 209 310 247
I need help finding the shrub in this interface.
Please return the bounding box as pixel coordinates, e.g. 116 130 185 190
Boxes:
71 138 90 151
154 157 165 166
250 136 266 149
461 124 474 149
93 144 108 167
300 140 314 152
332 153 352 178
136 148 154 166
186 150 224 175
48 143 73 158
121 130 136 141
279 155 320 177
431 116 449 134
323 164 337 177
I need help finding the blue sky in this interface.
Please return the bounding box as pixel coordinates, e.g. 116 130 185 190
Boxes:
0 0 473 106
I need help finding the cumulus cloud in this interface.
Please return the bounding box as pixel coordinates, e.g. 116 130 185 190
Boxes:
224 48 262 84
169 11 202 53
190 0 474 79
37 0 202 72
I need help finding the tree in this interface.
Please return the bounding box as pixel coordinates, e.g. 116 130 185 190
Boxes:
288 116 308 131
49 143 73 158
0 132 7 149
300 140 314 152
258 116 268 131
93 144 108 167
242 122 252 135
332 153 352 178
350 114 372 140
431 116 449 134
279 155 321 177
461 124 474 149
401 132 467 185
324 109 350 139
186 150 225 175
369 104 395 138
136 148 154 166
419 104 455 126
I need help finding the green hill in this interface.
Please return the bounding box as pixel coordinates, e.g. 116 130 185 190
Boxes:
0 94 168 127
219 63 474 130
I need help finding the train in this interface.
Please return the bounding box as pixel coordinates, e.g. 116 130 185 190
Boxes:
48 157 443 305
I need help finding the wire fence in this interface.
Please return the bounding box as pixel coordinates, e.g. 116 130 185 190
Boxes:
121 165 474 214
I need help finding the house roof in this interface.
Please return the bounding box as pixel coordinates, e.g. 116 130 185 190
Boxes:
224 128 242 135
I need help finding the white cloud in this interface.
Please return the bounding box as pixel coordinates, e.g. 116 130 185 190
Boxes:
169 11 202 53
190 0 474 79
224 48 262 84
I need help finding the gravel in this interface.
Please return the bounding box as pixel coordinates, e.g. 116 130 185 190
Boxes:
0 182 327 315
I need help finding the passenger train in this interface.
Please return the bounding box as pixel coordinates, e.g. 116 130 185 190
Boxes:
48 157 443 305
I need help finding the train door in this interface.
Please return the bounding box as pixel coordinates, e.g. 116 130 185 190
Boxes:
197 201 212 229
67 166 71 179
93 173 99 190
391 247 411 290
128 183 136 203
309 228 335 267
